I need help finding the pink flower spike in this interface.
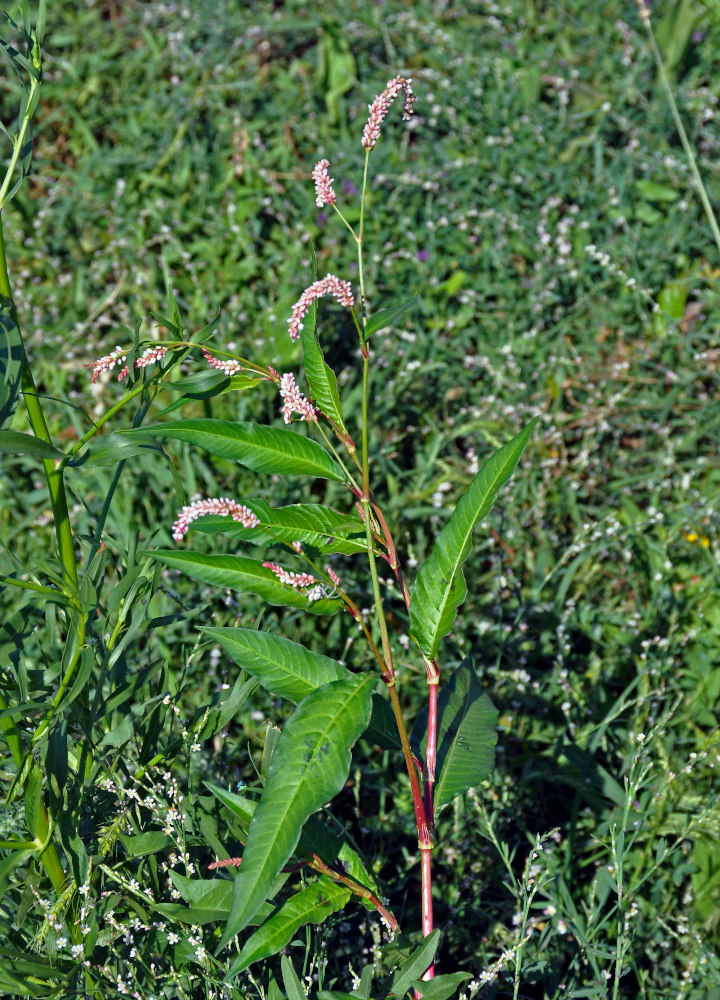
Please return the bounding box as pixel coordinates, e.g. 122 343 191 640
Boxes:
327 566 341 589
201 348 243 377
263 562 317 589
85 346 128 383
172 498 259 542
279 372 317 424
134 346 169 369
362 76 416 151
312 158 337 207
288 274 354 341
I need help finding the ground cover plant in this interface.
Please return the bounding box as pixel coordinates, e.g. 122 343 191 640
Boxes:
1 1 720 998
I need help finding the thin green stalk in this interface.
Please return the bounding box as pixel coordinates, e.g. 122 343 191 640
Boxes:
0 69 40 209
0 218 78 593
638 3 720 254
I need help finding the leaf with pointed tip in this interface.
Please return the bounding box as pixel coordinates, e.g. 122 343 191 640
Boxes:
364 297 416 339
0 430 63 459
383 930 441 999
189 500 367 554
67 433 161 468
120 419 344 480
218 673 375 946
408 972 472 1000
201 626 399 748
201 627 347 703
205 783 256 835
411 659 498 814
409 419 536 657
227 878 351 975
281 956 306 1000
161 370 230 397
149 551 342 616
301 317 347 434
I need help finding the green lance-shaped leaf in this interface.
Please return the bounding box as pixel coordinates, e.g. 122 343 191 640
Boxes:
228 878 351 975
409 419 537 657
218 673 375 947
408 972 472 1000
120 419 344 481
202 626 399 749
301 314 347 435
201 627 348 703
383 929 442 999
364 296 416 339
149 551 342 616
411 658 498 815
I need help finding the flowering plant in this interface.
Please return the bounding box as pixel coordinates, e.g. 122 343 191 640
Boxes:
0 14 534 993
105 74 536 986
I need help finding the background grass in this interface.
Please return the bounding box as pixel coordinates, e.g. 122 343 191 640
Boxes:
2 1 720 997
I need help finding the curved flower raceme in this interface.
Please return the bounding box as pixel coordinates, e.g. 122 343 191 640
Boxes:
287 274 354 341
263 562 317 589
201 348 243 376
312 158 337 208
172 498 259 542
362 75 416 151
279 372 317 424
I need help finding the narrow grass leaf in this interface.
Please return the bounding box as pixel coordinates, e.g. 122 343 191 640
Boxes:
218 673 375 946
200 627 349 703
228 879 351 974
409 419 537 657
121 419 344 480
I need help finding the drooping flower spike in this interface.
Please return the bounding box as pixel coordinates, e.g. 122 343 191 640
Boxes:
85 346 129 383
263 562 317 589
362 75 416 151
172 498 259 542
287 274 354 341
279 372 317 424
86 344 169 383
201 348 243 376
312 158 337 208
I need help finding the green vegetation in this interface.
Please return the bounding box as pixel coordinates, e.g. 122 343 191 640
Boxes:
1 1 720 998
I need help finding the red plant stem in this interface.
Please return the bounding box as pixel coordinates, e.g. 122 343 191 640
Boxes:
420 844 434 982
371 500 411 610
386 682 429 842
310 855 399 931
424 674 438 828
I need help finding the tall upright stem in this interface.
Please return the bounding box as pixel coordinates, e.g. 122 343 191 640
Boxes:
355 148 434 983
